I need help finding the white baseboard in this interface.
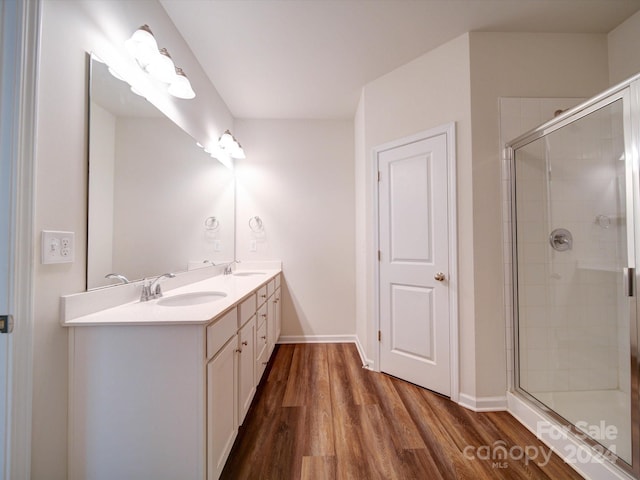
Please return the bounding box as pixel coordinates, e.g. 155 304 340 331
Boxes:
507 392 632 480
278 334 357 344
353 335 374 370
277 335 373 368
458 393 508 412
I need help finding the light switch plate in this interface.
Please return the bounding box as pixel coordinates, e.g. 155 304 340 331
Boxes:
42 230 75 264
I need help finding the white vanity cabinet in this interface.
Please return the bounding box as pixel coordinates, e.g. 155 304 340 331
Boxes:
255 284 270 381
66 269 282 480
206 308 239 480
266 275 282 356
69 324 208 480
237 294 257 425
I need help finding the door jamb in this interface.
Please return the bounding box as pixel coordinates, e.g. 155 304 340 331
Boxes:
372 122 459 402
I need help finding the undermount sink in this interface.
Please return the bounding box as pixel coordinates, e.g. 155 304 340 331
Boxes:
233 271 266 277
157 291 227 307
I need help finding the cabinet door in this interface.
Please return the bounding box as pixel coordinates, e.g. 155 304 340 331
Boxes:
274 287 281 342
207 336 238 480
255 319 268 383
267 295 276 357
237 316 256 425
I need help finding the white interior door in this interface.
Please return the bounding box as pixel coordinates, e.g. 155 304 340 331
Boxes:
0 1 18 475
377 130 451 396
0 1 39 477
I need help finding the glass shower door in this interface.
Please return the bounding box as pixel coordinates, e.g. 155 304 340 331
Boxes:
513 95 634 468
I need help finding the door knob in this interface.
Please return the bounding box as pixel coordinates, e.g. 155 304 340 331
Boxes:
434 272 446 282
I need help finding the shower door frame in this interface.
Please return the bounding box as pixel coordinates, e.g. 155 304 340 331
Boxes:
507 74 640 479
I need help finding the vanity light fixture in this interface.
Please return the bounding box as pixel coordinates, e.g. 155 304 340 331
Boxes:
168 67 196 99
125 24 195 99
145 47 176 84
217 130 246 159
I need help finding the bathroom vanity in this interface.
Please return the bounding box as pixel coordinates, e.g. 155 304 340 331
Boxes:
63 266 282 480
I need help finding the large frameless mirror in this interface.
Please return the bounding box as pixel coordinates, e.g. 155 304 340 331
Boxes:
86 54 235 289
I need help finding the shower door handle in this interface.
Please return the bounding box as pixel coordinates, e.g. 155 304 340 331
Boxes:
623 267 635 297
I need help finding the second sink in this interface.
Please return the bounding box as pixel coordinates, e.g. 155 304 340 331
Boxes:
157 291 227 307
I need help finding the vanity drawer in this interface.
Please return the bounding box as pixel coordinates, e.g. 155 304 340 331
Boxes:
239 294 256 327
257 301 268 327
257 284 268 306
206 307 237 359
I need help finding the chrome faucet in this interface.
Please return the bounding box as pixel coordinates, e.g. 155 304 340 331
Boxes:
140 273 176 301
105 273 129 284
223 260 240 275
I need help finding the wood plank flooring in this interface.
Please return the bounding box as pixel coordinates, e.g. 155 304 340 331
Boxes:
221 343 584 480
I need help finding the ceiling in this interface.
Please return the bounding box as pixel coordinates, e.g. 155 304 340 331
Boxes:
160 0 640 120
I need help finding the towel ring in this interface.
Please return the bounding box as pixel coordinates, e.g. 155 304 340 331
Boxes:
249 216 264 233
204 216 220 231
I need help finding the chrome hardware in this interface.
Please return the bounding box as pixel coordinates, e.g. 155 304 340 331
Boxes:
249 216 264 233
223 260 241 275
434 272 446 282
549 228 573 252
140 272 175 302
624 267 636 297
204 216 219 231
105 273 129 284
235 348 242 353
242 340 248 346
0 315 14 334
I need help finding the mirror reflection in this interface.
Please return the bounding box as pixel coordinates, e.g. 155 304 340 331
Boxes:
87 54 234 290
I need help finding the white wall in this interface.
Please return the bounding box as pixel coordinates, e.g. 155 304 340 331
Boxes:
355 34 474 383
235 119 355 339
34 1 232 478
608 10 640 85
356 31 611 405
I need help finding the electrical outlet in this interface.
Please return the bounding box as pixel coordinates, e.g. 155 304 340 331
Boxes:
42 230 75 264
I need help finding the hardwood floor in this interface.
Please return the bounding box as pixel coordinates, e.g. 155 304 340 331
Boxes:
221 343 584 480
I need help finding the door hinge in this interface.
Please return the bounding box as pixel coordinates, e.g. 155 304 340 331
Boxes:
624 267 635 297
0 315 14 334
377 171 381 182
378 330 381 342
378 250 381 261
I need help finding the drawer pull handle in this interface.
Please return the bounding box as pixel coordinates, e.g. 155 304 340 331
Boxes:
242 340 248 346
235 348 242 353
261 294 267 298
261 335 267 340
262 362 268 366
261 314 267 318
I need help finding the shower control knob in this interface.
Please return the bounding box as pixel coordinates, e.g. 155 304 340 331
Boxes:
434 272 446 282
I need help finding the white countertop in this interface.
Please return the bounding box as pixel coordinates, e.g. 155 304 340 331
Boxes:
62 268 281 326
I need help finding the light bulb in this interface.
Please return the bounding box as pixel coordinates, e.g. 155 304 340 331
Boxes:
125 25 159 68
168 67 195 99
219 130 235 150
230 143 245 159
146 48 176 84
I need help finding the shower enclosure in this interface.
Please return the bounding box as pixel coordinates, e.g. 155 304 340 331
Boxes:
508 75 640 478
